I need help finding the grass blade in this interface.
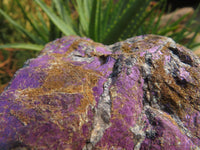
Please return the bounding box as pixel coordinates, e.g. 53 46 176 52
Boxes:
0 43 44 51
0 8 43 44
34 0 77 36
102 0 151 44
120 0 154 39
89 0 97 39
96 0 102 41
52 0 64 19
52 0 72 24
151 1 166 34
16 0 48 43
34 8 49 36
108 0 127 27
101 0 113 34
88 0 102 41
75 0 93 36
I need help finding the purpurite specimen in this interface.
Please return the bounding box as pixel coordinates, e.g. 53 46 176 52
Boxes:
0 35 199 150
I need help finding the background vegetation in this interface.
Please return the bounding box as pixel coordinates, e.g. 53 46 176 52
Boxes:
0 0 200 92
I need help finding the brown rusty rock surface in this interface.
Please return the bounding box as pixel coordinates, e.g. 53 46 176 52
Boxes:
0 35 199 150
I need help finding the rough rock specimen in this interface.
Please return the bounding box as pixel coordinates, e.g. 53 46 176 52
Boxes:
0 35 200 150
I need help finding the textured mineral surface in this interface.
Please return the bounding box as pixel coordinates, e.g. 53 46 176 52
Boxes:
0 35 200 150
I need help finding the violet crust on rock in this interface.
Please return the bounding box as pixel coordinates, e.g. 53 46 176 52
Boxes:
0 35 200 150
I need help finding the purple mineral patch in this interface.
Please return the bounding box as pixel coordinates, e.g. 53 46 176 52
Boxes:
0 35 200 149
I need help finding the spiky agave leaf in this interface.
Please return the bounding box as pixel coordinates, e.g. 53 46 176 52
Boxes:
0 0 199 51
34 0 77 36
119 0 159 40
0 43 43 51
0 8 43 44
101 0 152 44
15 0 48 43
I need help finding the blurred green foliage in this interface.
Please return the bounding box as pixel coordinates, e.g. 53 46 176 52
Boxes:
0 0 200 91
1 0 200 50
0 0 38 89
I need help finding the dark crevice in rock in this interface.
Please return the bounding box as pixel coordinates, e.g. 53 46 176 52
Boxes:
4 141 30 150
161 104 175 115
169 47 193 66
145 130 158 140
125 58 133 75
145 53 153 66
99 55 109 65
173 76 188 88
164 81 185 99
193 114 198 127
109 55 123 78
84 141 93 150
125 59 132 66
145 109 158 126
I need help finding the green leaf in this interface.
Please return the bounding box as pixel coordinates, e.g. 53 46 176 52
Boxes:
96 0 102 41
101 0 113 35
89 0 97 39
89 0 102 41
102 0 151 44
34 8 49 36
120 0 156 39
15 0 48 43
52 0 72 24
0 8 43 44
75 0 93 36
151 1 166 34
34 0 77 36
52 0 65 19
0 43 44 51
108 0 127 27
49 2 62 40
191 43 200 50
